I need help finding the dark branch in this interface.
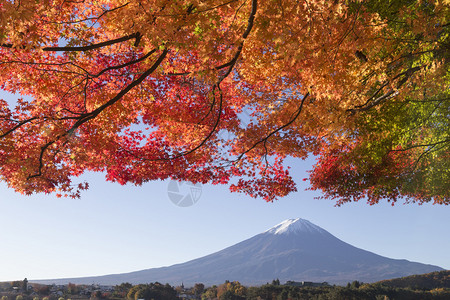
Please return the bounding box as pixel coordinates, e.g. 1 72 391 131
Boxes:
27 140 56 179
177 0 258 155
234 92 309 162
67 49 168 133
167 0 257 78
115 0 259 162
389 139 449 152
348 66 422 113
2 32 141 52
0 117 38 138
219 0 257 81
90 48 157 78
27 49 168 179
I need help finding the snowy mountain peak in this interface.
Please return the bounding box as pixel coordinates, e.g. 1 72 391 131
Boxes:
265 218 326 235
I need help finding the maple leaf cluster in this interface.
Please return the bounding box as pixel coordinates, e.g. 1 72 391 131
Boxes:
0 0 448 204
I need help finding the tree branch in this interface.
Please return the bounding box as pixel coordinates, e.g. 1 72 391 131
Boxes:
67 49 168 133
27 49 168 179
389 139 449 152
348 66 422 113
1 32 141 52
0 117 38 139
234 92 309 162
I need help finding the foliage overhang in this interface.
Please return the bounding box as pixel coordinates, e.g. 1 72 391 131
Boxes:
0 0 448 204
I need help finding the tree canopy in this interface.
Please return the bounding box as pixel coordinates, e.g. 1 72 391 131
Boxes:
0 0 448 204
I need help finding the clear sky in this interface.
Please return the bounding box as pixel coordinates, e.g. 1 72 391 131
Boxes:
0 155 449 283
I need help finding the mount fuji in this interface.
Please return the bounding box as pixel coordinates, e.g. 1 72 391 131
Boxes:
36 218 443 286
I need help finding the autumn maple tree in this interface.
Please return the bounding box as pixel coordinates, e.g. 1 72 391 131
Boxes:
0 0 448 204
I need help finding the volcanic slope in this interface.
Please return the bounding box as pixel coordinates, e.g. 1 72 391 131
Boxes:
35 218 443 285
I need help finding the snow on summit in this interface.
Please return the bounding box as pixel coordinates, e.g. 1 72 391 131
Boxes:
265 218 326 235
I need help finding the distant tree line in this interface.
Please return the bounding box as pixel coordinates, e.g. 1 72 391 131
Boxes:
200 280 450 300
1 271 449 300
126 283 178 300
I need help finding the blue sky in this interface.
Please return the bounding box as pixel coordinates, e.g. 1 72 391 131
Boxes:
1 155 449 282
